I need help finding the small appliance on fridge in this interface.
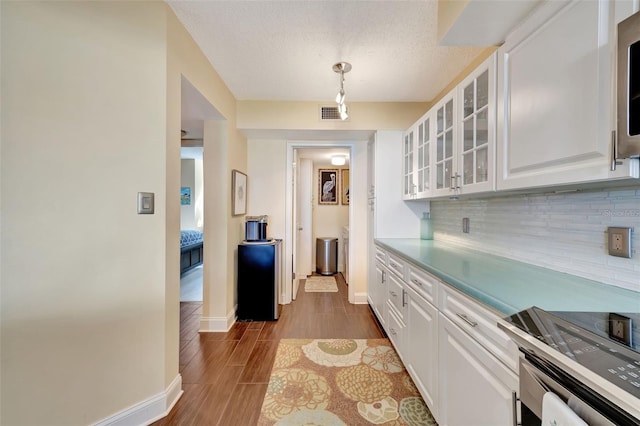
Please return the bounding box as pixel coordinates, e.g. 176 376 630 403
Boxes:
237 216 281 321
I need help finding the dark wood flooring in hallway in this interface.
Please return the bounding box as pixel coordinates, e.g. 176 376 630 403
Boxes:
153 273 385 426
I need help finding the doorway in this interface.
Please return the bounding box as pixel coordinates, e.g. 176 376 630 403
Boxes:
287 144 352 303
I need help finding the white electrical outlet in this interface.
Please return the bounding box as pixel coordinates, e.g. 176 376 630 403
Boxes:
608 227 632 258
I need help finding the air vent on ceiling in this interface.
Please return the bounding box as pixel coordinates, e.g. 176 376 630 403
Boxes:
320 105 348 121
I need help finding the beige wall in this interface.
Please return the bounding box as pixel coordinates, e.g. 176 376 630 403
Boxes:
238 101 430 133
0 2 247 424
166 3 247 331
1 2 169 424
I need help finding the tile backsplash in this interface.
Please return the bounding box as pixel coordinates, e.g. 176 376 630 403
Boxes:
431 187 640 293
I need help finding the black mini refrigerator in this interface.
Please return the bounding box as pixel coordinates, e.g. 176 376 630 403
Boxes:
237 240 281 321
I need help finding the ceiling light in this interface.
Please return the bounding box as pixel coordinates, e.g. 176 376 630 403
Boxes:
331 155 346 166
333 62 351 121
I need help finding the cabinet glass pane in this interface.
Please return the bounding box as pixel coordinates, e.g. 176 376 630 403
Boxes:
418 123 424 144
477 70 489 110
423 167 430 190
463 83 474 118
437 108 444 133
463 117 474 152
444 160 452 188
418 170 424 192
424 142 430 165
463 152 474 185
445 100 453 129
418 145 424 169
437 135 443 161
477 147 488 183
437 164 444 189
409 152 413 172
477 109 488 148
445 130 453 159
424 119 430 142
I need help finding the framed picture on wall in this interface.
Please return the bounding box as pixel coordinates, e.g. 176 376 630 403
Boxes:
232 170 247 216
341 169 349 205
318 168 338 205
180 187 191 205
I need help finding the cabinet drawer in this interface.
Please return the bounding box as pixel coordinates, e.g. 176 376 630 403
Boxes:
387 253 406 279
439 285 519 372
387 306 405 358
375 246 387 264
407 265 438 305
387 273 407 319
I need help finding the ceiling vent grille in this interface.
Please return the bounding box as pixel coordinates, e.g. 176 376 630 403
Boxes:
320 105 343 121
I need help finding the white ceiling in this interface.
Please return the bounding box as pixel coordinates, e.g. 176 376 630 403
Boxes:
173 0 540 145
168 0 489 103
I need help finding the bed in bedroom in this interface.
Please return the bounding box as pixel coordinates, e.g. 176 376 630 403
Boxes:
180 230 203 275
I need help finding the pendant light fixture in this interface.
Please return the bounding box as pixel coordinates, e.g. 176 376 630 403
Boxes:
333 62 351 121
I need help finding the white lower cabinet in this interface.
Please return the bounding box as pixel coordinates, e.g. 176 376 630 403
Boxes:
370 244 520 426
438 313 518 426
405 285 439 419
372 261 388 330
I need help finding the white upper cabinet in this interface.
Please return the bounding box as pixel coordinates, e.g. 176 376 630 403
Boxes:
403 113 434 200
496 0 639 191
415 114 433 198
433 53 497 198
402 128 415 199
432 90 457 197
457 54 496 194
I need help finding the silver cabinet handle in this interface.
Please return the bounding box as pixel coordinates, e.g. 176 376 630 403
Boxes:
390 327 397 336
411 278 422 287
611 130 623 171
390 262 399 269
456 313 478 327
390 291 397 297
512 391 520 426
402 289 407 307
381 270 386 284
450 175 456 191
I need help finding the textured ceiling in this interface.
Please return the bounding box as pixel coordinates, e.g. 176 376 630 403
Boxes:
167 0 488 103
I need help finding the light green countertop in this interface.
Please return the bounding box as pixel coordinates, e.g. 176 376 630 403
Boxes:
375 239 640 316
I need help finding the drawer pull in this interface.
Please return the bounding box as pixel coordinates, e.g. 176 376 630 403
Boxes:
411 278 423 286
390 262 399 269
456 313 478 328
390 328 397 336
390 291 397 297
381 270 386 284
402 289 407 307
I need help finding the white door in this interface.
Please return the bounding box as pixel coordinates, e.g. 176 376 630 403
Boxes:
295 157 313 298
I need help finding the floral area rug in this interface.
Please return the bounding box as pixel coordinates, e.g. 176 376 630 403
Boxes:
257 339 438 425
304 276 338 292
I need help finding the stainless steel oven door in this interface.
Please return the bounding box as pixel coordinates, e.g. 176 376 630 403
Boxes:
520 357 617 426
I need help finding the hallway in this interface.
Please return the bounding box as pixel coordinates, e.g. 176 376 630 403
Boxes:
154 274 384 425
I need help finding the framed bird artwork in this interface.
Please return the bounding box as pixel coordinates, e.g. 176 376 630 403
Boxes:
318 169 339 205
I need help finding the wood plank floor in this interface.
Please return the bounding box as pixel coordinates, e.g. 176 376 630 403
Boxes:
153 273 385 426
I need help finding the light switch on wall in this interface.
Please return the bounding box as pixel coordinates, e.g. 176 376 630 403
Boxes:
138 192 154 214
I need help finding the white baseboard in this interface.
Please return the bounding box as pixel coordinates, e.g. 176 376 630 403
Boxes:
199 305 237 332
353 292 368 304
94 374 183 426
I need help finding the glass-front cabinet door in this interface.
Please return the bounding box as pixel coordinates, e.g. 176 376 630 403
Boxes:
402 128 415 199
458 53 496 194
433 90 456 197
415 114 432 198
